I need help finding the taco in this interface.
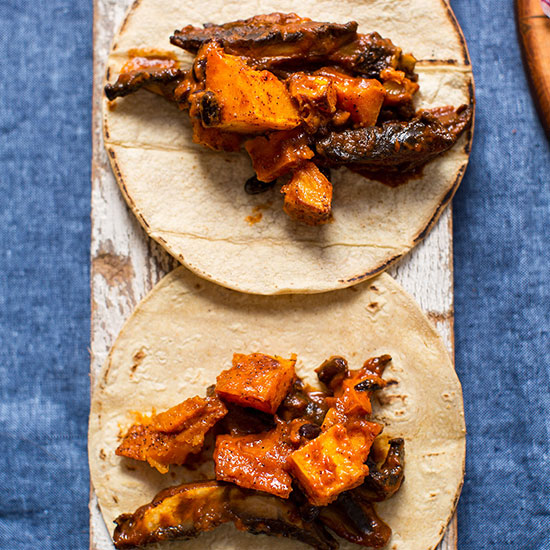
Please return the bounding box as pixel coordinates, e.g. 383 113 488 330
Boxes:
88 267 465 550
102 0 474 295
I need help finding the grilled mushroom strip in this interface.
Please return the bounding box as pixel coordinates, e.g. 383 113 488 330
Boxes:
357 438 405 501
315 105 472 172
104 57 188 101
170 14 417 80
171 13 358 68
328 32 417 80
113 480 337 550
319 493 392 548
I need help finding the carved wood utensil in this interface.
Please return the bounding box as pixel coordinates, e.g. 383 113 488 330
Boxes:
516 0 550 138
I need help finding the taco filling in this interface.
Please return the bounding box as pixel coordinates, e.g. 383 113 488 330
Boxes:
111 352 404 549
105 13 472 226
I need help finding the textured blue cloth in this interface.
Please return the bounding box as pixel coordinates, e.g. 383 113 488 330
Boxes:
0 1 548 549
0 1 92 548
452 3 550 549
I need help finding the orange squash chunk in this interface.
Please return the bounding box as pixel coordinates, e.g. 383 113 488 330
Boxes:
216 353 296 414
322 407 383 461
288 424 369 506
214 426 293 498
326 355 390 416
116 395 227 473
316 68 386 127
380 67 420 106
281 161 333 225
245 129 314 182
200 42 300 133
287 73 337 131
191 118 242 152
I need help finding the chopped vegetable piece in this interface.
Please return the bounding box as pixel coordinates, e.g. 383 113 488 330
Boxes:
245 129 314 182
214 425 293 498
319 493 392 548
288 424 370 506
190 118 243 152
115 395 227 473
104 55 186 101
321 407 382 461
113 480 338 550
324 355 391 415
287 73 337 130
359 438 405 501
171 14 358 67
216 352 296 414
281 161 333 225
197 42 301 132
380 67 419 107
316 68 386 127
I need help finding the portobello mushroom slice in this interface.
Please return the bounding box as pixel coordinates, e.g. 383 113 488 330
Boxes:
328 32 417 80
357 438 405 502
170 13 358 67
104 57 188 101
113 480 337 550
319 492 392 548
315 105 472 173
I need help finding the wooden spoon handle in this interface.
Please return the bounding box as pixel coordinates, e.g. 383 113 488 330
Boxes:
516 0 550 138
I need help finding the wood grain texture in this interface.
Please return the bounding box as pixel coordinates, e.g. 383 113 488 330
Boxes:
516 0 550 138
90 1 460 548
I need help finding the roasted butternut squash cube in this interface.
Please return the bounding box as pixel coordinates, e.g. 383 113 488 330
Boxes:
317 68 386 127
214 427 293 498
380 67 420 107
287 73 337 113
200 43 300 133
191 118 242 152
321 408 382 461
245 129 314 182
216 353 296 414
287 73 337 131
288 425 369 506
346 419 382 462
334 377 374 415
281 162 333 225
116 395 227 473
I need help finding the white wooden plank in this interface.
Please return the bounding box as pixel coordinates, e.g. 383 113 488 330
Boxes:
90 1 459 547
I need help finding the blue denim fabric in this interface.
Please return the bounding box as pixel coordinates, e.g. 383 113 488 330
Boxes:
453 3 550 549
0 1 548 549
0 1 92 548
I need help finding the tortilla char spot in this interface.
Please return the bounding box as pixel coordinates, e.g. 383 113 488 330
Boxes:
416 58 458 65
99 449 106 461
113 495 119 504
130 348 147 375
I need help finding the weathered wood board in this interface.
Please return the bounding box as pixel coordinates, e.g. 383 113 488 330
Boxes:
90 1 460 548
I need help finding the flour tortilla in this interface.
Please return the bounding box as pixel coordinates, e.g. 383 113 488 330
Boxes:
89 267 465 550
103 0 474 295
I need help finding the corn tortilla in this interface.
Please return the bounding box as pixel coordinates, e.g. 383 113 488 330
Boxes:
89 267 465 550
103 0 474 295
